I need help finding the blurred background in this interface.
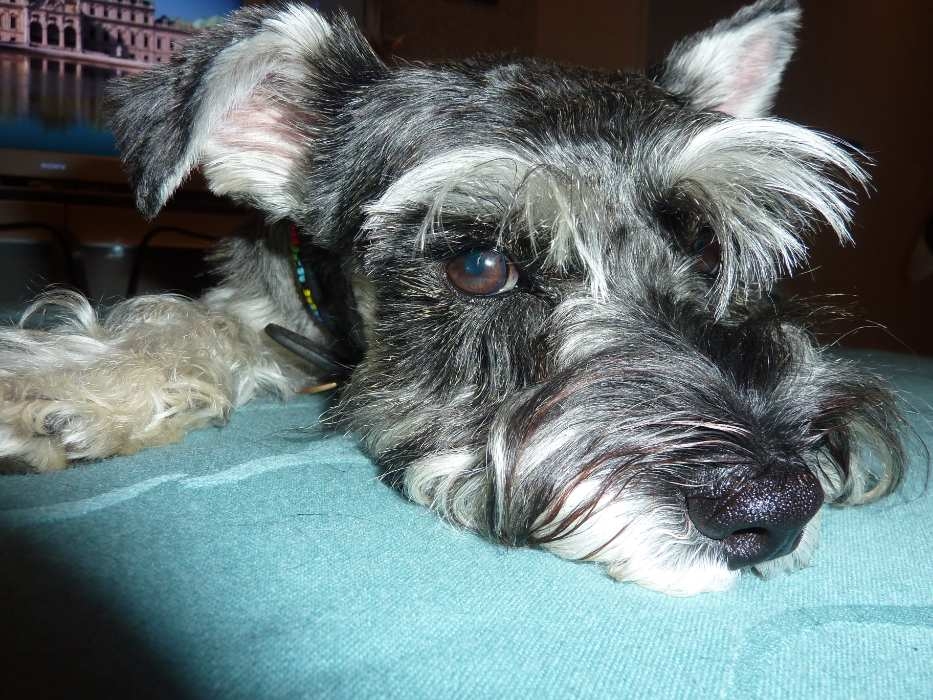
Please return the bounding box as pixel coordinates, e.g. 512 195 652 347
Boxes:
0 0 930 354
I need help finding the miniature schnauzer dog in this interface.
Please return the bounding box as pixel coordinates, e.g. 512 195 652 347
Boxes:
0 0 906 595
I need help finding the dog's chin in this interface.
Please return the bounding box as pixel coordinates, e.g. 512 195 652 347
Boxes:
623 510 823 596
400 450 825 596
606 512 822 597
538 477 828 595
607 550 739 597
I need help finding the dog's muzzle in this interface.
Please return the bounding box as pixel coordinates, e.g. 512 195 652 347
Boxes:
685 464 824 569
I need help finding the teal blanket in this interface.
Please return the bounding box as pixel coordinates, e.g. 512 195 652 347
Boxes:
2 350 931 698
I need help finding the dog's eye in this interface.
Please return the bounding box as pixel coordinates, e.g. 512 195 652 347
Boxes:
690 227 721 275
446 249 519 296
675 211 721 275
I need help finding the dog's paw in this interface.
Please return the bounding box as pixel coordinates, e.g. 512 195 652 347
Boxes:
0 404 70 472
0 292 254 472
0 378 145 472
0 381 172 472
0 356 235 472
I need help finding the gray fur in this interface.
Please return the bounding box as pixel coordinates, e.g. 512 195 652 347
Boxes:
0 1 908 595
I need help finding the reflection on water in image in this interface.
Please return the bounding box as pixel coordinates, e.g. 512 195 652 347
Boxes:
0 52 119 155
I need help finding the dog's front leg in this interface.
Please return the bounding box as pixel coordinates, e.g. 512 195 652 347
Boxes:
0 290 310 471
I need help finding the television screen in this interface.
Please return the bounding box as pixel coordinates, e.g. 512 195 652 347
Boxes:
0 0 242 158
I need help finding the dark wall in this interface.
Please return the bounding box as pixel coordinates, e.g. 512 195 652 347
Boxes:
379 0 645 69
647 1 933 355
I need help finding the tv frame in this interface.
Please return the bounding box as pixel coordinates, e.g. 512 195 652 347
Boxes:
0 148 129 185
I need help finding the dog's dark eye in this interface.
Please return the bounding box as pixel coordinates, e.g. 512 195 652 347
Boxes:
446 249 519 296
690 226 721 275
672 210 721 275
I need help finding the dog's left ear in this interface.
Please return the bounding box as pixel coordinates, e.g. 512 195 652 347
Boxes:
107 4 381 221
657 0 801 118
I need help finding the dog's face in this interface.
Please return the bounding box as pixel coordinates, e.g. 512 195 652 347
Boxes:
109 0 904 594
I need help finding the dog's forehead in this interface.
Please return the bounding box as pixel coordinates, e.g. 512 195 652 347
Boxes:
373 59 689 177
351 61 712 297
473 59 683 131
359 59 691 239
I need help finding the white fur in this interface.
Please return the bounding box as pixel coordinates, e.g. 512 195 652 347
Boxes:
404 450 484 527
364 147 532 227
662 0 801 118
534 480 738 596
160 4 331 218
658 118 868 313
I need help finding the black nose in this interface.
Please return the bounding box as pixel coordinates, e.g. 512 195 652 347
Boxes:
686 465 824 569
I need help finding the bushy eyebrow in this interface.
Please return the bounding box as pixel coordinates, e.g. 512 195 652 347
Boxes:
362 147 613 295
643 118 867 314
362 147 532 221
362 118 866 312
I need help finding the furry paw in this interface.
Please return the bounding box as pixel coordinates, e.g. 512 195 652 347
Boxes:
0 291 293 471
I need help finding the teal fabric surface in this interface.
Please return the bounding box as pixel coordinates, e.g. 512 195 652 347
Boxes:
1 350 931 698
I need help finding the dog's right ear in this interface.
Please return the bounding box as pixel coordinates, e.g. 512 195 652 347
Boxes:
107 4 382 221
657 0 801 118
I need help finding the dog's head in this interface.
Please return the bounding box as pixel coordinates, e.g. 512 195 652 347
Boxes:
109 0 905 594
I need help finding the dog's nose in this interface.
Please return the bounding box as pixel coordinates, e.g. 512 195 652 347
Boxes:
686 464 824 569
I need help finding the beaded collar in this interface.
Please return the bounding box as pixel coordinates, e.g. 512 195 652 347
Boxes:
289 223 324 324
267 223 354 384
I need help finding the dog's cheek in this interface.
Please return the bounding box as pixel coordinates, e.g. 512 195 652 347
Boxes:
365 260 551 394
334 262 551 479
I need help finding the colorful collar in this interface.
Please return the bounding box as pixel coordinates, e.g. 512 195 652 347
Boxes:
289 223 324 324
266 223 348 382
